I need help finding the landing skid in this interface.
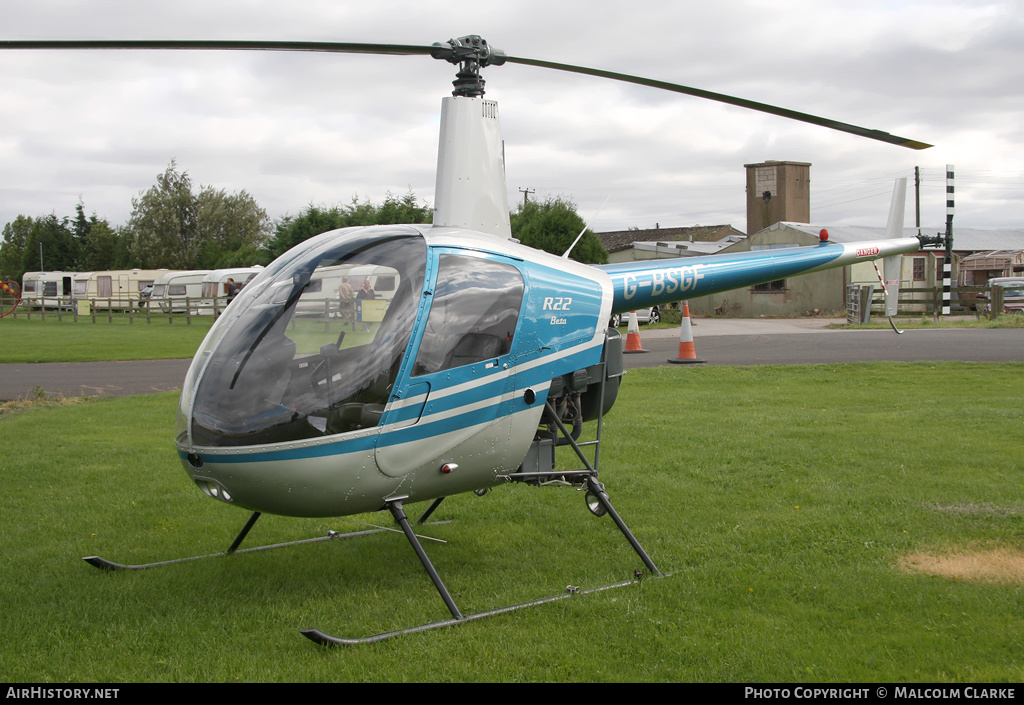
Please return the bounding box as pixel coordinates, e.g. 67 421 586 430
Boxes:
301 576 649 645
83 505 449 571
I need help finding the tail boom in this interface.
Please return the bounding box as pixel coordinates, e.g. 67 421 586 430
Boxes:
597 237 922 314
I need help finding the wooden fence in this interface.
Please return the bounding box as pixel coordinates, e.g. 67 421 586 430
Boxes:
866 284 1016 317
10 296 367 330
10 296 235 324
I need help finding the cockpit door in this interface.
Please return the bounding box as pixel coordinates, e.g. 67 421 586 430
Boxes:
374 251 526 479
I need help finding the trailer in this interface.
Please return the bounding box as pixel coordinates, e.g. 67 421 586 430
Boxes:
198 266 264 315
72 269 171 311
21 271 74 309
293 263 398 319
150 270 212 313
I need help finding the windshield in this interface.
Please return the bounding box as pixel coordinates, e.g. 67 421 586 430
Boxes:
185 229 426 447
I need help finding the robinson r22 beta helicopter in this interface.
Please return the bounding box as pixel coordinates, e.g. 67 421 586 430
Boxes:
2 35 940 645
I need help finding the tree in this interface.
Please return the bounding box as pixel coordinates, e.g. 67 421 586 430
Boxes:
73 200 128 271
19 214 79 276
269 190 431 257
126 161 272 269
509 196 608 264
195 186 273 268
126 162 200 268
0 216 33 281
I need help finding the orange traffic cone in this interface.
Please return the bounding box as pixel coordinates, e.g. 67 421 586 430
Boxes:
668 302 704 364
622 311 647 354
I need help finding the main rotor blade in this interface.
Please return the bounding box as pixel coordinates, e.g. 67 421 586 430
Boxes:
0 39 437 57
504 55 932 150
0 38 931 150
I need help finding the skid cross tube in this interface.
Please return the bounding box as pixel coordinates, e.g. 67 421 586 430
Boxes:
389 498 463 620
583 477 660 576
541 400 661 577
227 510 262 552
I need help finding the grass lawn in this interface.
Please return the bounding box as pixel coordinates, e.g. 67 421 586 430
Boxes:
0 316 384 363
834 315 1024 331
1 362 1021 682
0 315 216 362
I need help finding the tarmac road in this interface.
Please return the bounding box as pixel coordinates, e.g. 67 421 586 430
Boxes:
0 358 193 401
1 318 1022 401
621 317 1024 368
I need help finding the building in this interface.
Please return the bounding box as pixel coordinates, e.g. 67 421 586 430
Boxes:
596 225 745 264
745 161 810 237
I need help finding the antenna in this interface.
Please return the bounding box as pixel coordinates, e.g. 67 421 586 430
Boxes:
562 196 611 259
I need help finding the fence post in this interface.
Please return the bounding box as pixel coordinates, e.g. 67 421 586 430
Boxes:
991 285 1004 319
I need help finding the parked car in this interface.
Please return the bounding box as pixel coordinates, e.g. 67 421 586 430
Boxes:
610 307 660 328
977 277 1024 314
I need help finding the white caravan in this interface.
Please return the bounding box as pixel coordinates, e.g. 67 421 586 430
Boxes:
72 269 170 310
21 271 74 309
150 270 211 313
198 266 264 315
293 263 399 319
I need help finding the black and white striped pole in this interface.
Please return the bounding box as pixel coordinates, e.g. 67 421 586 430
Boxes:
942 164 954 316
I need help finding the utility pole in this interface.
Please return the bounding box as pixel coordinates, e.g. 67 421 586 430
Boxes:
519 187 534 207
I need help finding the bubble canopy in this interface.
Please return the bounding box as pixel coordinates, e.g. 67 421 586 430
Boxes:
176 227 427 448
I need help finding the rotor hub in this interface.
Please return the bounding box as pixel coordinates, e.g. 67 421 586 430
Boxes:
431 35 506 98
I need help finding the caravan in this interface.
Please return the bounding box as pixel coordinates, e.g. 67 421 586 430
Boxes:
72 269 170 311
150 270 211 313
292 263 399 320
21 271 74 309
198 266 264 315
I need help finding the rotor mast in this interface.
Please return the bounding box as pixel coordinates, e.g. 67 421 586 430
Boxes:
430 36 513 240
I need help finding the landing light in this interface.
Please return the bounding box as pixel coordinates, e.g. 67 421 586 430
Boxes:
585 489 607 517
197 480 234 503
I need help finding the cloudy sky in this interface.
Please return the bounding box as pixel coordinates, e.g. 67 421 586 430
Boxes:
1 0 1021 239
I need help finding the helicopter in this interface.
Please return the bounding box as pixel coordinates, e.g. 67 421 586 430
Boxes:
2 35 939 645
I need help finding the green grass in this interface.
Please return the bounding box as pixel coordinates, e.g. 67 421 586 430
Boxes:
0 316 384 362
0 315 216 362
835 315 1024 330
1 363 1022 682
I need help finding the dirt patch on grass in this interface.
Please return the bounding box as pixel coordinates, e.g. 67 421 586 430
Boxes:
930 502 1024 518
899 547 1024 585
0 393 85 416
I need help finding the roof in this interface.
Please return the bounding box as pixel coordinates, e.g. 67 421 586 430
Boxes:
596 225 744 253
766 223 1024 251
631 235 745 257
